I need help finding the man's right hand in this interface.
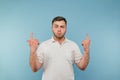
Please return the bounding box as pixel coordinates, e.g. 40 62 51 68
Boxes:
27 32 39 53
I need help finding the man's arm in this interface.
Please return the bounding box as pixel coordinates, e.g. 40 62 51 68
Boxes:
28 33 42 72
30 51 42 72
77 34 90 70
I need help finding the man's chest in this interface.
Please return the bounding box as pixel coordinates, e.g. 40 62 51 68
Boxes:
43 44 75 64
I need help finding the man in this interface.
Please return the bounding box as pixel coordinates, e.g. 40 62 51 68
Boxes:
27 16 90 80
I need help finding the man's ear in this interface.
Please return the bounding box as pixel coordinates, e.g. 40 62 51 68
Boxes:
52 26 53 32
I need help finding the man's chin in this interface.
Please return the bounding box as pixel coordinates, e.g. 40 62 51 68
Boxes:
55 35 64 39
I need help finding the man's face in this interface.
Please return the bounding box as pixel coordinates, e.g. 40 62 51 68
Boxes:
52 20 66 39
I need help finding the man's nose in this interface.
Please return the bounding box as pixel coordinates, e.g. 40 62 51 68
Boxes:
58 27 61 31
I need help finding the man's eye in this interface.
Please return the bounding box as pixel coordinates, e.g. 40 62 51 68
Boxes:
54 25 58 28
61 26 65 28
55 26 58 28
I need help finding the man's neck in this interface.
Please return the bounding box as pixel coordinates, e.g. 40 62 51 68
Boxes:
53 36 65 44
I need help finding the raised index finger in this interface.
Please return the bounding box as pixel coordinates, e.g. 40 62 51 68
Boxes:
30 32 34 40
86 33 90 40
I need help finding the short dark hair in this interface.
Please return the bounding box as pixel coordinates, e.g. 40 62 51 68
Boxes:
52 16 67 25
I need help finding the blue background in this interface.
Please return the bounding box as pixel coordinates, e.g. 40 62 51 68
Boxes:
0 0 120 80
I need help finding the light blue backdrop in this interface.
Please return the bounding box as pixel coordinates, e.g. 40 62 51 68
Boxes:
0 0 120 80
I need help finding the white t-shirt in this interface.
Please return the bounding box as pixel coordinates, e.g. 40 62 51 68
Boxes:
37 37 83 80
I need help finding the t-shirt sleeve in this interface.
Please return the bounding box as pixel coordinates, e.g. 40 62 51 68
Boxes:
74 43 83 63
36 43 44 63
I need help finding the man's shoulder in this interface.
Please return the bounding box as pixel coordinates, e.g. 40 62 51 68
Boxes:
40 38 52 46
66 39 78 46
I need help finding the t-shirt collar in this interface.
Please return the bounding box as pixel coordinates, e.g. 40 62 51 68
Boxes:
51 37 68 44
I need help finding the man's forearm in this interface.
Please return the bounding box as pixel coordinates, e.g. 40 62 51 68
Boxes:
77 50 90 70
82 50 90 68
29 52 38 71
